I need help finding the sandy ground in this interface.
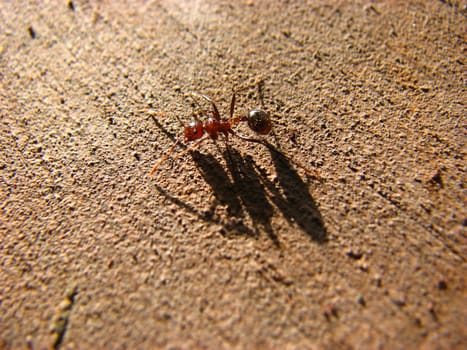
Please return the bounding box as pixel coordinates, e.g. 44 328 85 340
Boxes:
1 0 466 349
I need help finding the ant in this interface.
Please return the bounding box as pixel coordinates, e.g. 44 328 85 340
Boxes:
149 89 272 176
149 89 319 179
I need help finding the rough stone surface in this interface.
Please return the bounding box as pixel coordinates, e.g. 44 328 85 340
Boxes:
1 1 466 349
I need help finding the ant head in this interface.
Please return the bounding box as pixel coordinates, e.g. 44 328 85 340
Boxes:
248 110 272 135
184 119 204 141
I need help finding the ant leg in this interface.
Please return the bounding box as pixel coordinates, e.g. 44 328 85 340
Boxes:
188 95 206 117
197 109 215 118
228 87 248 126
231 131 320 179
229 88 236 121
275 151 321 179
198 93 221 121
149 139 182 176
190 92 220 120
230 129 265 145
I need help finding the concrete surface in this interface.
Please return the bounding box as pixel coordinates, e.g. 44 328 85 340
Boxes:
1 0 466 349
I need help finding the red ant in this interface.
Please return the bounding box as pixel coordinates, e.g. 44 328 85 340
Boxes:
149 89 319 179
149 90 272 176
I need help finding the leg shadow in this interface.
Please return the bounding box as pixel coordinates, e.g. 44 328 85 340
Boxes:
223 148 279 246
153 144 326 244
190 151 255 237
255 143 327 243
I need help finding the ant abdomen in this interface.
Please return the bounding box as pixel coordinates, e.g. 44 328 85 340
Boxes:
248 110 272 135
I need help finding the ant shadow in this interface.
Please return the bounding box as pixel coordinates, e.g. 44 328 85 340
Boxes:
254 142 327 243
154 142 327 246
148 110 326 245
193 148 279 245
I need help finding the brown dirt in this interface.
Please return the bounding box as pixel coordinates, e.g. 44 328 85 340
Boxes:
1 1 466 349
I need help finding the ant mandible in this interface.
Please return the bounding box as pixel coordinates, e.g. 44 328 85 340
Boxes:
149 89 272 176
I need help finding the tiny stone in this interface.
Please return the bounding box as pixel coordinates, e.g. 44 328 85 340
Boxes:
346 249 363 260
437 280 447 290
373 274 382 287
390 291 406 307
357 259 369 272
58 299 72 311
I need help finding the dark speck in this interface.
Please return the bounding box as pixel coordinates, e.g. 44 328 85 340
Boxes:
28 26 36 39
346 249 363 260
437 280 447 290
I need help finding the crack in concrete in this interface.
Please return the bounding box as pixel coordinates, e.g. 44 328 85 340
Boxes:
50 285 78 350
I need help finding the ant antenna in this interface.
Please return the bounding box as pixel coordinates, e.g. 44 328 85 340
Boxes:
149 135 210 176
149 138 182 176
196 93 221 121
188 92 217 120
188 92 204 111
174 115 186 128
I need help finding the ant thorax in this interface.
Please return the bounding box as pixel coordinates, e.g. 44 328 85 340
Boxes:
204 117 220 139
